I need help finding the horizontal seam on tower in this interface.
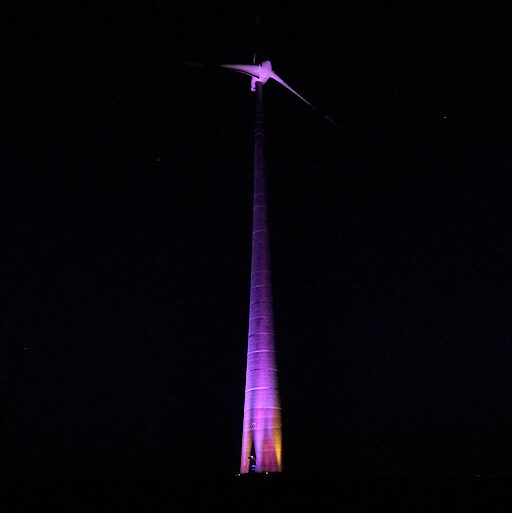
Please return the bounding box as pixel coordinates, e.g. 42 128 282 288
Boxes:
244 407 282 411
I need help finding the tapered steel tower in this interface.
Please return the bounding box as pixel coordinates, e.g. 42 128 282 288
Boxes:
189 53 337 475
240 79 282 474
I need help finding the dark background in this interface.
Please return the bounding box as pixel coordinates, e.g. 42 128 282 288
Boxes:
1 2 510 482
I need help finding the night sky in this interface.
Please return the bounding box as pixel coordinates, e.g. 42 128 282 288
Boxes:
2 3 510 481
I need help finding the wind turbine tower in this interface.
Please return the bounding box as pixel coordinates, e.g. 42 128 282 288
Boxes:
238 63 281 474
217 60 337 474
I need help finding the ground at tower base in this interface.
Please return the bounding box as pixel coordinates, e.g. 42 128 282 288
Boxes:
3 473 511 512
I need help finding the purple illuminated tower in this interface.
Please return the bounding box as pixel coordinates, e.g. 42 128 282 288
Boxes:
199 59 337 474
240 79 282 474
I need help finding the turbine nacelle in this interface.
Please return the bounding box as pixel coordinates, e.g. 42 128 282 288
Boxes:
220 60 273 91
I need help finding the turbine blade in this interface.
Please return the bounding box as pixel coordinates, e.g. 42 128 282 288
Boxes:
220 64 261 78
186 62 259 78
270 72 339 128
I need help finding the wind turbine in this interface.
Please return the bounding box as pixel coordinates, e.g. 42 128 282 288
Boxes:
189 56 337 474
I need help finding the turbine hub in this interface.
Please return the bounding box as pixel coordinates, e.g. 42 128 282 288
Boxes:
251 60 272 91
